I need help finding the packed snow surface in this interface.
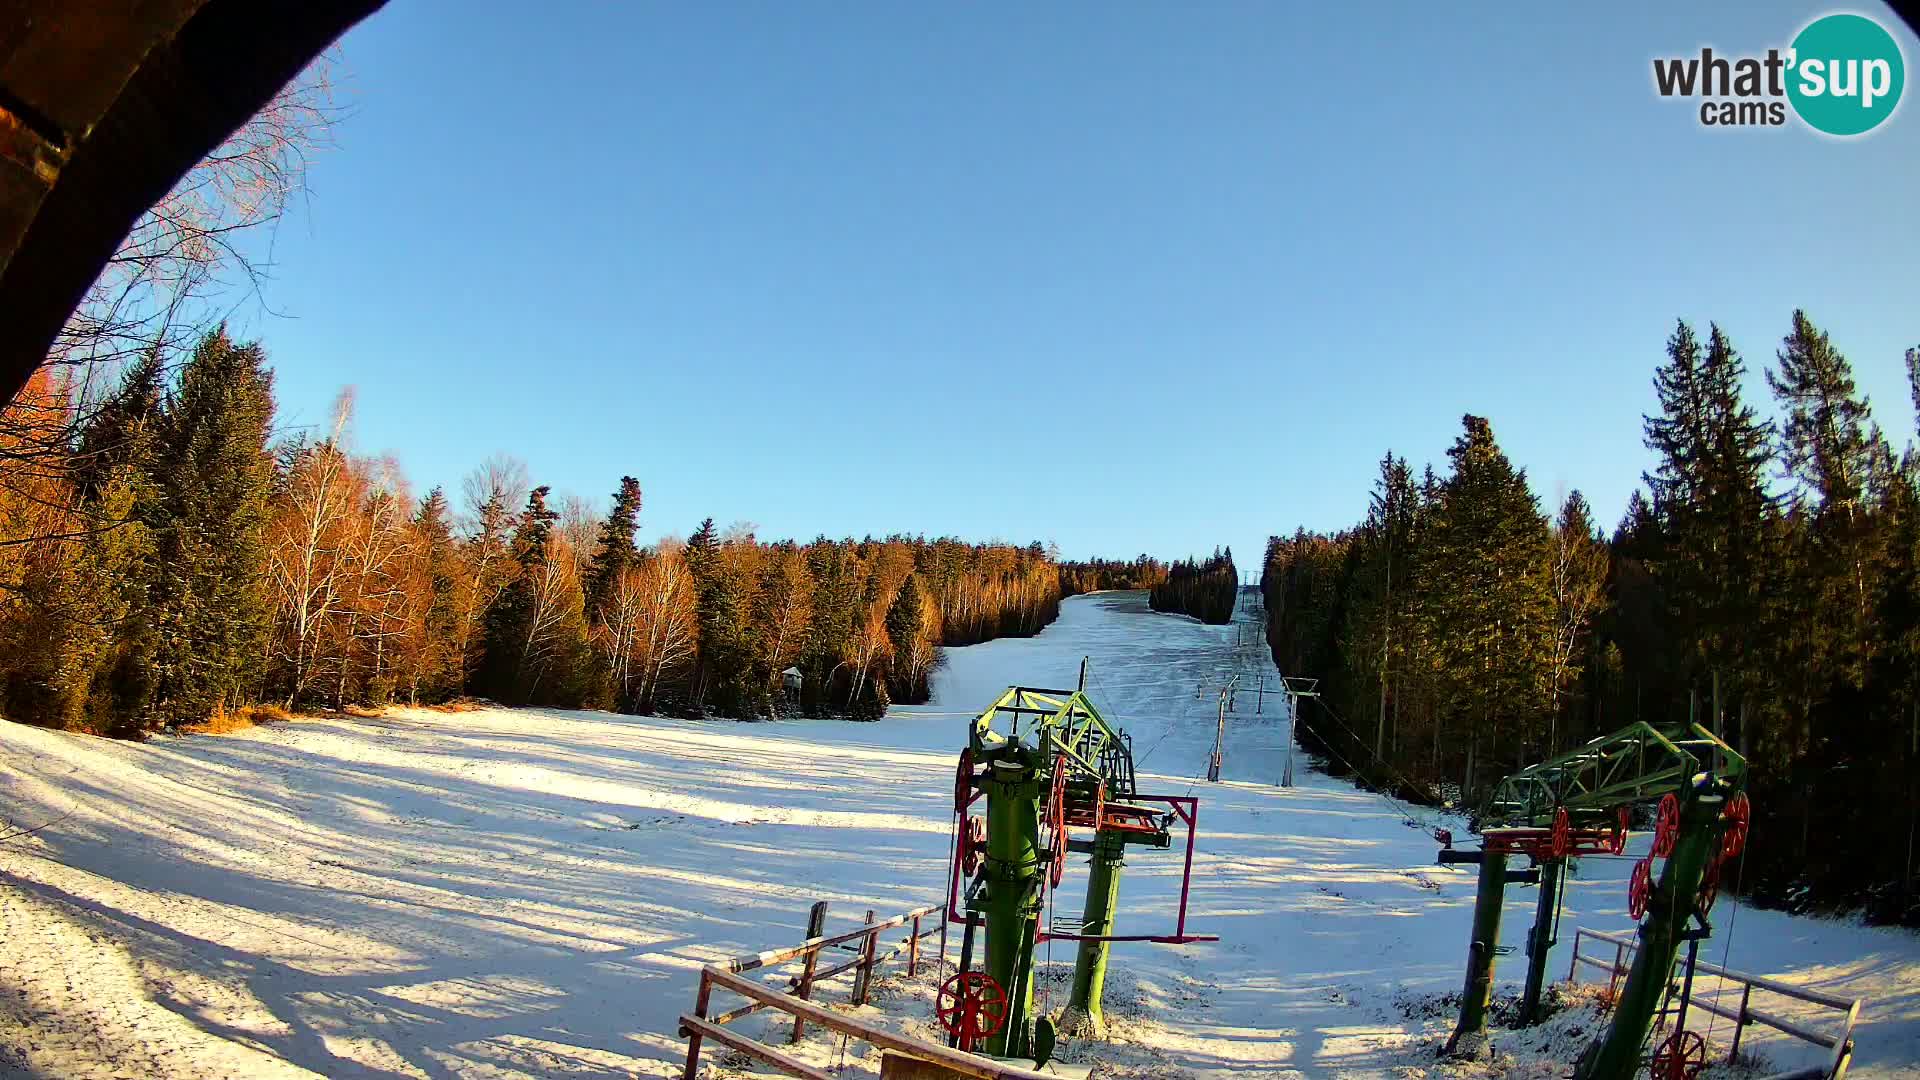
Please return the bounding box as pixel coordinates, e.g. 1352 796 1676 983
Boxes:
1 592 1916 1078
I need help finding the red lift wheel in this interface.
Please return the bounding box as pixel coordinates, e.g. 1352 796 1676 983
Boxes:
1091 779 1106 833
954 748 975 815
1048 792 1067 888
1722 792 1750 861
1650 1029 1707 1080
1552 807 1572 859
936 971 1009 1053
1046 755 1069 887
1628 857 1654 920
959 815 985 875
1697 859 1720 915
1653 793 1681 859
1610 805 1631 855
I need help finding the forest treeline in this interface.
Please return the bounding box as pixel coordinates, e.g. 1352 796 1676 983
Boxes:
1058 556 1169 596
1149 549 1239 624
0 330 1064 735
1263 311 1920 923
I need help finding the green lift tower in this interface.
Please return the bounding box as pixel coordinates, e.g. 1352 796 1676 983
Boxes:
1436 721 1750 1080
939 681 1214 1062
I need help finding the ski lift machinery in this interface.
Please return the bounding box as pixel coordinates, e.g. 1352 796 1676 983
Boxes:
1435 720 1750 1080
941 679 1216 1063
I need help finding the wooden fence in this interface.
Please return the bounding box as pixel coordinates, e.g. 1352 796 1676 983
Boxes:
1567 926 1863 1080
679 900 1061 1080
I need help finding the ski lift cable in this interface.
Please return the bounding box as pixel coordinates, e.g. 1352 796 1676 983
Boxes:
1087 661 1211 800
1290 713 1437 832
1704 845 1747 1050
1305 696 1446 811
1289 698 1447 832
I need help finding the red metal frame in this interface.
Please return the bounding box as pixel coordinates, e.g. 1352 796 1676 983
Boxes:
1040 795 1216 945
1480 823 1627 860
944 793 1217 944
945 787 985 924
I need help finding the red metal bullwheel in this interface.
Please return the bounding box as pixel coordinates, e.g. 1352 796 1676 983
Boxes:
936 971 1008 1053
1722 791 1750 861
954 748 975 815
1048 792 1068 886
1696 858 1720 915
1091 778 1106 833
959 815 986 876
1552 806 1572 859
1649 1028 1707 1080
1652 793 1681 859
1045 755 1069 887
1610 804 1631 855
1628 857 1654 920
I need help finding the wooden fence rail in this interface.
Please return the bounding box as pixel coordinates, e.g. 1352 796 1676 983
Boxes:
680 899 1064 1080
1567 926 1863 1080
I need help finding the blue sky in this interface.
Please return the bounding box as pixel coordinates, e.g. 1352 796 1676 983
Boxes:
229 2 1920 571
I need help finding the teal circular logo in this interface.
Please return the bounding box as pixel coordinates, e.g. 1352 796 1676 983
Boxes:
1787 13 1905 136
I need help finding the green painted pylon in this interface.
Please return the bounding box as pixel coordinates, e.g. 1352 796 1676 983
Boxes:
1059 829 1126 1036
1574 794 1722 1080
981 755 1042 1059
1444 849 1509 1055
1520 858 1563 1025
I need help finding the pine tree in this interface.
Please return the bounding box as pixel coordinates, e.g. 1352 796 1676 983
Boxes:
476 486 557 704
885 573 927 700
143 329 278 727
1422 415 1553 791
72 348 164 501
582 476 642 622
1769 311 1885 687
57 355 164 732
1642 321 1774 731
1346 452 1415 758
410 487 463 702
682 517 721 713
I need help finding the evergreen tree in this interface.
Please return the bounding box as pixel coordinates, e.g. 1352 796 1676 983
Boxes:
1422 415 1553 792
476 486 557 704
61 355 165 732
72 349 164 501
143 329 277 726
1345 452 1415 758
582 476 642 622
885 573 927 700
1769 311 1885 687
683 517 725 713
1642 321 1774 733
410 487 463 702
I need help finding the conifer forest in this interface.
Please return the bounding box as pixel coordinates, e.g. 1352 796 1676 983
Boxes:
1151 549 1241 624
1263 312 1920 924
0 329 1066 732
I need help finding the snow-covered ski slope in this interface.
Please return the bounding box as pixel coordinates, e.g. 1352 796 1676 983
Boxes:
0 592 1915 1078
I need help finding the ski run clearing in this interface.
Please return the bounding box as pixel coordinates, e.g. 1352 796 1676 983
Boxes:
1 592 1916 1080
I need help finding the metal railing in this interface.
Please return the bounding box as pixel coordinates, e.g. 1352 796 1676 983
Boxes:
678 899 1060 1080
1567 926 1864 1080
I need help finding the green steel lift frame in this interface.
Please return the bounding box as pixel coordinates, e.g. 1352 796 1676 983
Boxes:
945 683 1213 1060
1438 721 1747 1080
